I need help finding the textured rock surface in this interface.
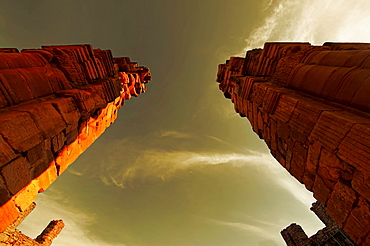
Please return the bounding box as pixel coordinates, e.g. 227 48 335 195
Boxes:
0 44 151 245
281 202 355 246
0 202 65 246
217 42 370 245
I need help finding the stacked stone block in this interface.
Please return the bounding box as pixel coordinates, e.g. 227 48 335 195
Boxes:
0 202 64 246
0 44 151 244
281 202 355 246
217 42 370 245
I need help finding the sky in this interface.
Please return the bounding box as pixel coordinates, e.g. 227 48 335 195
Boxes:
1 0 369 245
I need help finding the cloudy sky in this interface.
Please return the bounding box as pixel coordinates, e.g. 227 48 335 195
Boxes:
1 0 369 245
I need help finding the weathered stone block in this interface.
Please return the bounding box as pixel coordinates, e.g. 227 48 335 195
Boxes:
338 123 370 172
276 120 290 142
1 157 31 195
0 200 19 232
251 102 259 134
327 65 359 95
262 85 283 114
82 84 107 109
284 139 295 171
13 181 38 212
263 123 271 148
44 65 68 92
256 110 264 138
344 198 370 244
250 82 269 106
302 171 315 191
97 116 112 137
352 170 370 201
55 140 82 175
0 69 35 104
272 93 298 123
34 162 58 192
0 89 9 108
51 132 66 154
269 119 277 151
26 141 52 169
0 135 17 168
49 97 80 133
299 65 339 96
312 175 333 205
35 219 65 245
350 71 370 112
31 160 54 182
78 130 96 153
0 111 43 152
290 97 337 143
305 141 321 174
287 64 315 89
344 215 365 244
18 67 54 98
25 140 53 180
326 181 357 227
65 127 78 145
289 143 308 183
276 137 287 161
0 52 45 68
310 110 370 150
364 233 370 246
56 89 96 118
341 163 356 181
324 67 359 104
15 102 66 139
0 176 11 206
317 148 344 182
271 148 286 168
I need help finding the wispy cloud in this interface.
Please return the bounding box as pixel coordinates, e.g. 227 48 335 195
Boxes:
236 213 285 229
101 150 259 188
261 0 275 11
207 218 276 240
240 0 370 54
97 141 314 205
18 193 127 246
206 135 233 146
274 171 314 205
67 168 83 176
160 130 194 139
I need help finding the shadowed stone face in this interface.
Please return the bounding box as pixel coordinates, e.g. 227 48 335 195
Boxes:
0 44 151 244
217 42 370 245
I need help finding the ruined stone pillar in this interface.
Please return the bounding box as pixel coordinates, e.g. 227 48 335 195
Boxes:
0 44 151 244
217 42 370 245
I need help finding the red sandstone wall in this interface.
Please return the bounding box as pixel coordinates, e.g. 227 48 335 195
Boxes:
0 45 151 235
217 42 370 245
1 219 64 246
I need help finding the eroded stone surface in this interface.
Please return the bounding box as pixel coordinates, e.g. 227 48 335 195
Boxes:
0 44 151 245
217 42 370 245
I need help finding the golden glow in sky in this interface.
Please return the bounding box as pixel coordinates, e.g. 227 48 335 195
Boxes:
242 0 370 53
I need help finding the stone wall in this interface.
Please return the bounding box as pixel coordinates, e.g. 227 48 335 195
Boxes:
281 202 355 246
1 204 65 246
217 42 370 245
0 44 151 243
